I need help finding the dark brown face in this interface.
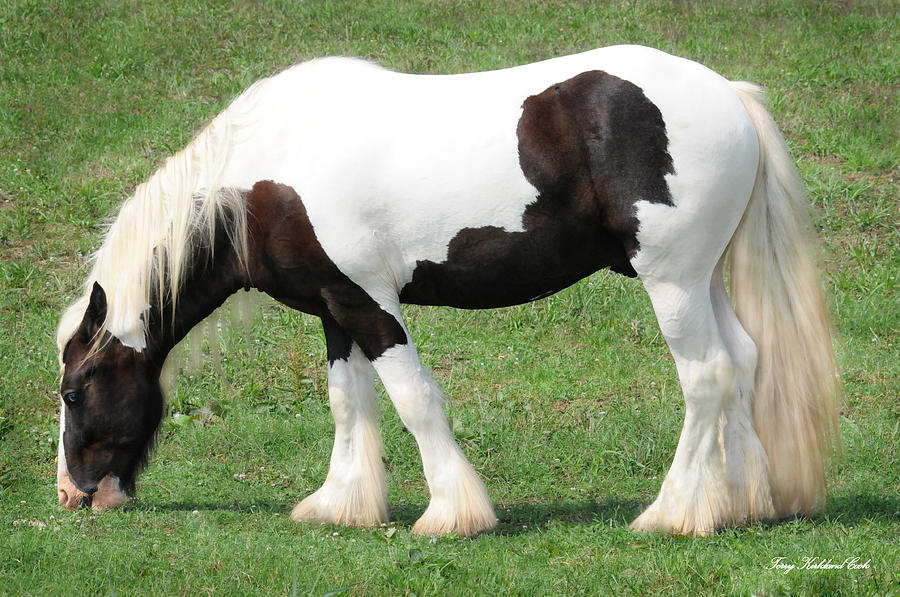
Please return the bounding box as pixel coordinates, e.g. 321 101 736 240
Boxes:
60 283 163 495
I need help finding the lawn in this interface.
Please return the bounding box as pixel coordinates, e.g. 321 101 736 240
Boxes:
1 1 897 595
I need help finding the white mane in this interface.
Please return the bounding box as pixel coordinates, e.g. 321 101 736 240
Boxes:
56 78 269 358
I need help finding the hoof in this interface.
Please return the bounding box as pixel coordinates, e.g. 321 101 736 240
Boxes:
630 501 716 537
410 488 497 538
411 506 498 538
290 483 388 528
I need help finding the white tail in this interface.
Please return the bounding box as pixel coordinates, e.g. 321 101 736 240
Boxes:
729 82 840 518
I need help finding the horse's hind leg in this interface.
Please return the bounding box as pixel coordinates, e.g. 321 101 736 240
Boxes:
630 265 774 535
291 317 388 527
709 257 775 524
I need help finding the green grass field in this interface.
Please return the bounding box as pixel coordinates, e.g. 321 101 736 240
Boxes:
1 1 897 594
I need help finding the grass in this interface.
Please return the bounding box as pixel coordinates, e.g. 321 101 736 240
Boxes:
1 0 898 594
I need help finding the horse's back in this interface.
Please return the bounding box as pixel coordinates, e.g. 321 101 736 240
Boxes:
223 46 759 303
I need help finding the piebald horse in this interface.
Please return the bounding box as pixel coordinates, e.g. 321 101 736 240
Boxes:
56 45 839 536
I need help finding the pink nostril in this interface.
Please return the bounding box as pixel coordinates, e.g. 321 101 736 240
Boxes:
59 488 71 507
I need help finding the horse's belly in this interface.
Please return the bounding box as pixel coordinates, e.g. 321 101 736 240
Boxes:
397 220 635 309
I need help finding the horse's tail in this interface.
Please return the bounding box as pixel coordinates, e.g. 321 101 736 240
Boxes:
727 82 840 519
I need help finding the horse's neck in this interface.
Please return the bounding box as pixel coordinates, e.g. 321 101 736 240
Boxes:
145 237 245 361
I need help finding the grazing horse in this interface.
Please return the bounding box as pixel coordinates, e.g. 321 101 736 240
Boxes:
56 45 839 536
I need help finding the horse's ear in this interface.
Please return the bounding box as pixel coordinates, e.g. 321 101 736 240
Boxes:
77 282 107 341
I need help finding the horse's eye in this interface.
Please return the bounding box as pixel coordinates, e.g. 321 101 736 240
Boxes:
62 390 84 408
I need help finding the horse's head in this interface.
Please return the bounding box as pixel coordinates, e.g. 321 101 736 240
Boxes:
59 282 164 498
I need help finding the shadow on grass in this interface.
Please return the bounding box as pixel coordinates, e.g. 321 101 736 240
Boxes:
823 493 900 525
125 500 287 514
390 497 645 536
388 491 899 537
123 497 644 530
495 498 646 536
116 492 897 536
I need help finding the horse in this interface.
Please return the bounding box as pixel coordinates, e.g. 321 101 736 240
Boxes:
55 45 840 537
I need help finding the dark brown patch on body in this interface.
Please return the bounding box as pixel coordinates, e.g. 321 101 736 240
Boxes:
399 70 674 309
244 180 407 362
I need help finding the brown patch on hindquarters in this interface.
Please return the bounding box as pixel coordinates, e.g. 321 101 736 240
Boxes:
400 70 674 309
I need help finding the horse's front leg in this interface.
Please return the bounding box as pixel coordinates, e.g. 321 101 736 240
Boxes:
315 292 495 536
291 317 388 527
372 338 497 537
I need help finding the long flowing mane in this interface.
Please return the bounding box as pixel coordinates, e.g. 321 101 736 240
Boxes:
56 80 266 357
